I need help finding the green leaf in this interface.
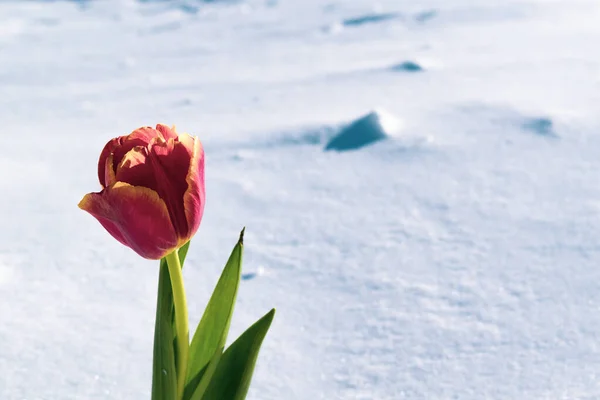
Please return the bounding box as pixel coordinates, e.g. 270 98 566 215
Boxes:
152 243 191 400
186 229 245 386
201 308 276 400
182 362 207 400
188 347 223 400
178 240 191 268
151 261 178 400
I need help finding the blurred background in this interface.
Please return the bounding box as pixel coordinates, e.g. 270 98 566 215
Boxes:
2 0 600 399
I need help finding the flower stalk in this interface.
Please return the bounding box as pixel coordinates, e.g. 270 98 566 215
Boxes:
165 249 189 399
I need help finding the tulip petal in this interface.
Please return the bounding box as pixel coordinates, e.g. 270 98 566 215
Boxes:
78 182 179 259
98 125 177 187
128 126 161 143
147 138 193 238
108 127 160 181
181 134 206 239
156 124 178 140
104 153 117 187
98 138 120 188
98 128 157 187
79 192 130 248
115 146 158 190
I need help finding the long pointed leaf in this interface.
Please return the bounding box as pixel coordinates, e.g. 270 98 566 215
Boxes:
151 262 178 400
201 309 276 400
186 229 244 385
189 347 223 400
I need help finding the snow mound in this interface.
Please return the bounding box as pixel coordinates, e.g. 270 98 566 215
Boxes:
137 0 242 14
456 104 559 139
390 61 424 72
414 9 437 23
522 117 556 137
342 12 400 28
242 266 265 281
228 111 404 152
325 110 402 152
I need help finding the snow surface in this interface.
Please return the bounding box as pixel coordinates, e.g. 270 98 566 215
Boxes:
2 0 600 398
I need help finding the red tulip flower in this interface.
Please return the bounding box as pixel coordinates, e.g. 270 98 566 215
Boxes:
79 124 205 259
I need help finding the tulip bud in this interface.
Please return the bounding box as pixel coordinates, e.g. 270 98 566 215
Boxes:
79 124 205 259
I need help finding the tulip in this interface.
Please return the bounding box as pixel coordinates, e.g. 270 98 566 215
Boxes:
78 124 205 260
79 124 205 397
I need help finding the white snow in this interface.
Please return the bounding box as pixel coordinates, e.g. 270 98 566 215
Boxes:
0 260 12 286
2 0 600 399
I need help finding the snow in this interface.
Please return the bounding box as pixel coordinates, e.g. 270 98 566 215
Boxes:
2 0 600 398
390 61 424 73
325 110 402 151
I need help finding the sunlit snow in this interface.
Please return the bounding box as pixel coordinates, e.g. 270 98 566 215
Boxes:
2 0 600 399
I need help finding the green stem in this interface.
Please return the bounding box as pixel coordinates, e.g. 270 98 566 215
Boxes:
165 250 189 399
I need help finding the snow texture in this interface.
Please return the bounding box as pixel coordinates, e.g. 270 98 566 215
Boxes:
2 0 600 399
